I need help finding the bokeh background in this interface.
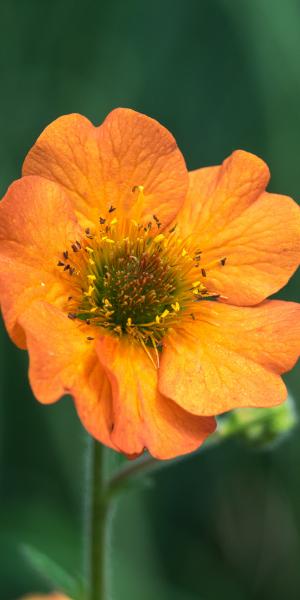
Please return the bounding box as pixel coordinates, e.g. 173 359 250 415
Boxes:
1 0 300 598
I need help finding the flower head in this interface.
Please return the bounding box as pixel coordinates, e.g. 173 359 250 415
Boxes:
1 109 299 459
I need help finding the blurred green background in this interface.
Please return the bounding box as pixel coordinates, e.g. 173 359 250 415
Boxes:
1 0 300 598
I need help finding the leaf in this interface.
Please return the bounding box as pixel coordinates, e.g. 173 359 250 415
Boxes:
21 544 85 600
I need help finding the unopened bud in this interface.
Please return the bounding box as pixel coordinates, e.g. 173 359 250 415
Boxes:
218 396 297 450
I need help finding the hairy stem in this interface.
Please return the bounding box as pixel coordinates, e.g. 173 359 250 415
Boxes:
85 438 108 600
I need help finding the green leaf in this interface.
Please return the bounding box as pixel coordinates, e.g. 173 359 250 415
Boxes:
21 544 85 600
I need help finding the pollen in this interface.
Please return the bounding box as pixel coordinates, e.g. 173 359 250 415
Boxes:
153 233 165 243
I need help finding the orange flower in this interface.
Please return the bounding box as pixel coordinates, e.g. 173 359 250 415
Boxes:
0 109 299 459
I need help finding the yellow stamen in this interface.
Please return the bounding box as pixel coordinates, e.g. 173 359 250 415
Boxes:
84 285 95 297
132 184 144 193
110 218 118 226
182 248 188 257
192 281 201 288
154 233 165 243
87 274 96 281
171 301 180 312
161 309 169 319
126 317 132 326
86 246 94 254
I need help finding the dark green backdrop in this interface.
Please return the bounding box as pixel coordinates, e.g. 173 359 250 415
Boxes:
1 1 300 599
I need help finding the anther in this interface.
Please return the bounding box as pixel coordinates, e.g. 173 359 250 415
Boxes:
68 312 77 320
171 301 180 312
154 234 165 243
63 251 69 260
84 285 95 297
201 268 207 277
99 217 106 224
108 205 116 213
57 260 64 267
220 257 227 266
153 214 161 228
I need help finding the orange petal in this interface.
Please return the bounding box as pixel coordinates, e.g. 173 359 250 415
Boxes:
23 109 188 227
18 302 116 450
159 300 300 416
96 335 215 459
178 150 300 304
0 176 80 346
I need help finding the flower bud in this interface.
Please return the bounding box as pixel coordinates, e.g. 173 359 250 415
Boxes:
218 396 297 450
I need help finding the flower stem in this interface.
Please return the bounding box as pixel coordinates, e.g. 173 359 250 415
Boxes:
86 438 108 600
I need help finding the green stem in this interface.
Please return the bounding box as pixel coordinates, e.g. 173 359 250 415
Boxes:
86 438 108 600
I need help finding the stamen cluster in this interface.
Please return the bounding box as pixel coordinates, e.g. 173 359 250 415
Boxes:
56 190 226 360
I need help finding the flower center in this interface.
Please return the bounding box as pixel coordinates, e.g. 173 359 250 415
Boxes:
57 192 226 361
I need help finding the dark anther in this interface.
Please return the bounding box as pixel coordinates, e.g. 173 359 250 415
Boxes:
87 336 95 341
76 241 81 249
86 319 91 325
68 296 73 301
71 244 78 252
69 267 75 275
57 260 64 267
220 257 227 266
190 313 196 320
99 217 106 224
63 264 70 271
169 224 177 233
201 268 207 277
68 312 77 319
108 205 116 213
63 251 69 260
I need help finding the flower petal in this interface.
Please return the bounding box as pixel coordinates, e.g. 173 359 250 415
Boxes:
23 109 188 227
159 300 300 416
0 176 81 346
18 301 116 449
96 335 216 459
178 150 300 304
